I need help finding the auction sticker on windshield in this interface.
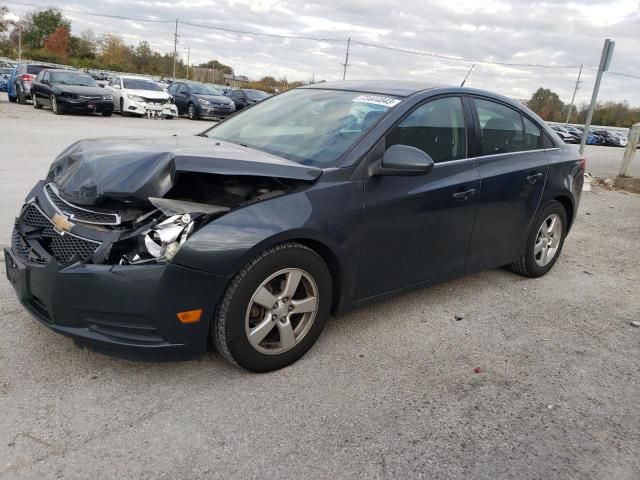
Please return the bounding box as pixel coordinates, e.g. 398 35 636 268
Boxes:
352 95 401 107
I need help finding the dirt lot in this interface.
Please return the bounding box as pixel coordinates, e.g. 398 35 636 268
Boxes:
1 95 639 479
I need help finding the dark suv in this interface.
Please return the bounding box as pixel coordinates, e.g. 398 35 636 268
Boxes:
167 81 235 120
8 63 50 104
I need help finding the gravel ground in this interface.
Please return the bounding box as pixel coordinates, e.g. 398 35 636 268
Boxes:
1 94 639 479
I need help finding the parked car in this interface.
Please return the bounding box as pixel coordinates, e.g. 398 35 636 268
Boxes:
7 63 50 103
576 126 604 145
563 125 583 139
30 69 114 116
549 125 579 144
167 81 235 120
5 81 584 372
593 129 627 147
0 66 13 92
106 75 178 118
229 88 270 110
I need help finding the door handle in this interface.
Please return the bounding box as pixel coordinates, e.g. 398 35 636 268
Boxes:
452 189 476 201
526 172 543 184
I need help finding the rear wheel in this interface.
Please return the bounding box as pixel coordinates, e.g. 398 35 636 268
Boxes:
16 85 25 104
213 242 332 372
508 201 567 278
32 93 42 109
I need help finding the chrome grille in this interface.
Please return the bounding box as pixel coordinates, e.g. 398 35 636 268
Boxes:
21 204 101 263
45 183 120 225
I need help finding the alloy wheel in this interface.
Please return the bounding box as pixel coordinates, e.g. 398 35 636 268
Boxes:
32 93 37 108
245 268 319 355
188 104 195 119
51 95 58 114
534 213 562 267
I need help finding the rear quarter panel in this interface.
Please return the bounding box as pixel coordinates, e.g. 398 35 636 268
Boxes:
542 144 584 229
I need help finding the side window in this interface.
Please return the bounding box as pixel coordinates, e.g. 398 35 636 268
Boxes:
523 116 542 149
474 99 525 155
386 97 466 163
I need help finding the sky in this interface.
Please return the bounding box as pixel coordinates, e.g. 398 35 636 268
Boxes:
4 0 640 105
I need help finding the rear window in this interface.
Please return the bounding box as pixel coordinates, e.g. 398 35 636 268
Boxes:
27 65 47 75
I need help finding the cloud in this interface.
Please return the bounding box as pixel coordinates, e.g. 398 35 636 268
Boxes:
6 0 640 104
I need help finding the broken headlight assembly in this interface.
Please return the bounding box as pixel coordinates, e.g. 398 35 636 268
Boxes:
123 213 196 264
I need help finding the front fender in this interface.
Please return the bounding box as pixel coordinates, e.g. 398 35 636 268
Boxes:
172 189 348 278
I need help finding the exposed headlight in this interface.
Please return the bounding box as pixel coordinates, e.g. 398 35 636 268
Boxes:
198 98 210 105
102 94 113 100
127 94 145 102
139 214 194 262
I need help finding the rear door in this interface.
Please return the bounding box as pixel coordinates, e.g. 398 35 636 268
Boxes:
465 97 549 266
356 96 481 299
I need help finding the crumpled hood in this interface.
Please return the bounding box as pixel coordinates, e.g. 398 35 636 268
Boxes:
47 136 322 206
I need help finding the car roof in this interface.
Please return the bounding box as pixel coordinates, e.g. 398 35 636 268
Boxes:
301 80 443 97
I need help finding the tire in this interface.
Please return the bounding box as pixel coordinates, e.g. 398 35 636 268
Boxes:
120 98 129 117
508 200 568 278
187 103 199 120
16 85 25 104
32 93 42 109
213 242 332 372
102 111 113 117
51 94 63 115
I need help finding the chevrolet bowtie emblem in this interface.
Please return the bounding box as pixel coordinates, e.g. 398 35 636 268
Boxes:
51 213 74 233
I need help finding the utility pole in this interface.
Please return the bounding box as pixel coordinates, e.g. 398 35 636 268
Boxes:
172 19 179 79
17 21 22 63
579 39 615 155
341 37 351 80
185 46 190 79
565 64 583 125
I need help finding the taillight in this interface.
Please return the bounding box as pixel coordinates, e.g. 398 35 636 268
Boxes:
579 157 586 171
19 74 35 82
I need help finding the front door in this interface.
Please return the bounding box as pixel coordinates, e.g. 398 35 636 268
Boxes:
356 96 480 299
465 97 549 266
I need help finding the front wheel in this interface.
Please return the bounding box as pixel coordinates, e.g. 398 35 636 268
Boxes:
51 94 63 115
213 242 332 372
187 103 199 120
508 200 567 278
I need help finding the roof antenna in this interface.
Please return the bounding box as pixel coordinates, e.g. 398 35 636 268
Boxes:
461 64 475 87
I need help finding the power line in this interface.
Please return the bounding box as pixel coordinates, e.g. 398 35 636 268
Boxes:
350 40 582 69
8 0 640 79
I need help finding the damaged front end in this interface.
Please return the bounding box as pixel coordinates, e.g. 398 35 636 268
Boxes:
12 174 303 268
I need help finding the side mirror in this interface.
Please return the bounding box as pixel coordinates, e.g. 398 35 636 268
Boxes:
378 144 435 176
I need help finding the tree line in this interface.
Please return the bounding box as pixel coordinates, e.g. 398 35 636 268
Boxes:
527 87 640 128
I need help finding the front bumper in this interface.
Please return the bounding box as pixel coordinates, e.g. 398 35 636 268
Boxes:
5 246 227 360
127 99 178 117
199 104 235 119
6 184 229 360
59 97 114 113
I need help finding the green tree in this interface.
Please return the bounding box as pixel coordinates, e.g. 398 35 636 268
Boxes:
22 8 70 49
527 87 565 121
0 5 11 34
70 30 97 60
198 59 233 75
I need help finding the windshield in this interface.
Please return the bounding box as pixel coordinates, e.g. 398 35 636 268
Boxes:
123 78 161 91
50 72 98 87
189 84 222 96
245 89 269 101
205 89 398 166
